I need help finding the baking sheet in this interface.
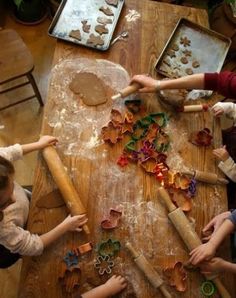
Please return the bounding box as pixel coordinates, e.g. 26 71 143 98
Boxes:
155 18 231 78
48 0 125 51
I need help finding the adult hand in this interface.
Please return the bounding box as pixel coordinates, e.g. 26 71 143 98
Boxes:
200 258 226 275
63 214 88 232
38 135 58 149
213 146 229 162
211 104 224 117
130 74 160 93
189 242 216 265
202 211 231 242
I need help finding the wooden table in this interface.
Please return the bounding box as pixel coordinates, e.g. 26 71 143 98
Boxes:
18 1 235 297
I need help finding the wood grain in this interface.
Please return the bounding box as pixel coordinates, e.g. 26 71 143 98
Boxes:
18 1 235 297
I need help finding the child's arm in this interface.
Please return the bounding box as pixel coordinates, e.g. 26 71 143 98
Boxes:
81 275 127 298
200 257 236 274
189 219 235 265
212 102 236 121
21 135 58 155
130 73 205 93
213 147 236 182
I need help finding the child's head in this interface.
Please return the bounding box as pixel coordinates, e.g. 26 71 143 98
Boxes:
0 156 15 211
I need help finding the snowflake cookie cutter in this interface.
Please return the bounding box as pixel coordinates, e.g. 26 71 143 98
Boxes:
94 255 115 275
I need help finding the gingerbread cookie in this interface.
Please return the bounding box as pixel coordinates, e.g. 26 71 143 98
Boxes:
167 49 176 58
95 24 109 35
163 59 171 67
180 36 191 47
180 56 188 64
81 20 91 33
69 29 81 41
185 68 193 75
172 44 179 51
97 17 113 25
69 72 108 106
105 0 118 7
192 61 200 68
87 34 104 46
182 49 192 57
99 6 114 16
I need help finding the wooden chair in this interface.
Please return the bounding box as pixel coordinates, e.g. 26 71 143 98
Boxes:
0 29 44 111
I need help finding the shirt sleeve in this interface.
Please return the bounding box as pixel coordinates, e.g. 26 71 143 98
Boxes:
212 102 236 123
228 209 236 226
0 224 44 256
204 71 236 99
218 156 236 182
0 144 23 162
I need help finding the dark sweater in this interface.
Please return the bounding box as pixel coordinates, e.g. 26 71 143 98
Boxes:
205 71 236 99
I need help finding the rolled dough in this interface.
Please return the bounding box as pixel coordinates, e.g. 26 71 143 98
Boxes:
69 72 108 106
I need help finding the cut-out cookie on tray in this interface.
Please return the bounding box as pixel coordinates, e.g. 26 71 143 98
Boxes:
180 36 191 47
69 29 81 41
97 17 113 25
95 24 109 35
185 68 193 75
81 20 91 33
105 0 118 7
172 44 179 51
87 34 104 46
182 49 192 57
192 61 200 68
167 49 176 58
180 56 188 64
99 6 114 16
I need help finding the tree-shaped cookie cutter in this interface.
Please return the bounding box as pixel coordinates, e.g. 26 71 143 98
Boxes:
94 255 115 275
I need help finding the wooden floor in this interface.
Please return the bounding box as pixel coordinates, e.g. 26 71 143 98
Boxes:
0 12 55 298
0 3 236 298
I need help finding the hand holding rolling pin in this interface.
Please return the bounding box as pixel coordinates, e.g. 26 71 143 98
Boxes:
213 146 229 162
62 214 88 232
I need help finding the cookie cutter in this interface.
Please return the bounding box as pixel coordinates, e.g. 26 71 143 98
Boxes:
101 121 122 144
164 261 187 292
77 242 93 255
96 239 121 257
94 255 115 275
101 209 122 230
63 250 79 268
150 112 168 127
201 280 216 296
117 154 129 167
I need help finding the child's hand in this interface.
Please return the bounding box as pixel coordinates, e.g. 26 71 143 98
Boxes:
130 74 160 93
211 103 224 117
202 211 231 242
38 135 58 149
212 146 229 162
189 242 216 265
103 275 127 296
200 257 226 275
62 214 88 232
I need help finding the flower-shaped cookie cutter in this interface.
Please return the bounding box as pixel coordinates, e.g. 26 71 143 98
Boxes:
63 250 79 268
96 238 121 257
94 255 114 275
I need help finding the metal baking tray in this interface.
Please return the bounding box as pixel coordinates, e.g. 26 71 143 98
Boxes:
155 18 231 78
48 0 125 51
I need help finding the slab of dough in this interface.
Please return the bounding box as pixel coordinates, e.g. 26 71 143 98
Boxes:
87 33 104 46
69 72 108 106
105 0 118 7
69 29 81 41
95 24 109 35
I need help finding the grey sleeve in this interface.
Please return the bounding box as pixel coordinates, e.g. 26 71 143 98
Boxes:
228 210 236 226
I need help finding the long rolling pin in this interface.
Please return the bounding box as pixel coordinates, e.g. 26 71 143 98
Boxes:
157 187 231 298
182 169 228 185
111 82 141 100
125 242 172 298
43 146 90 234
179 104 209 112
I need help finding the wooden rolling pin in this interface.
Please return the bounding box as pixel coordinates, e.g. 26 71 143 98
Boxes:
125 242 172 298
157 187 231 298
179 104 209 112
111 82 141 100
182 169 228 185
43 146 90 234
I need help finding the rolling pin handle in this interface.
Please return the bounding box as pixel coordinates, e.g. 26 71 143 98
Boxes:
125 242 140 259
217 178 229 185
159 284 172 298
158 187 176 212
212 277 231 298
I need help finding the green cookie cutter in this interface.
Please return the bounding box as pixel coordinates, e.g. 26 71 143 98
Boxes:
150 112 168 127
138 116 153 128
201 281 216 296
131 122 147 141
125 140 137 151
97 239 121 257
154 133 170 153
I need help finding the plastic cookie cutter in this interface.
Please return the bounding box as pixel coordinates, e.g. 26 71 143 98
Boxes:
117 154 129 167
101 209 122 230
63 250 79 268
77 242 93 255
94 255 115 275
101 121 122 144
97 239 121 257
150 112 168 127
164 261 187 292
201 280 216 296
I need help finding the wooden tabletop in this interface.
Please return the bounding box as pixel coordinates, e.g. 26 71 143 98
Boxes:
18 1 235 297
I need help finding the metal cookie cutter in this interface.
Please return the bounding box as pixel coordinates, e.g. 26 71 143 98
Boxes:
94 255 115 275
63 250 79 268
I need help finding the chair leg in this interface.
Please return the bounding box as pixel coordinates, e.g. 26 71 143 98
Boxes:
27 73 44 107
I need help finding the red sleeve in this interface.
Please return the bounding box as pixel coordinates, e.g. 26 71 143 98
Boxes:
204 71 236 99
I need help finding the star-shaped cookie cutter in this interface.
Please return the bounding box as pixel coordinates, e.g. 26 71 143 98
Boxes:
63 250 79 268
94 255 115 275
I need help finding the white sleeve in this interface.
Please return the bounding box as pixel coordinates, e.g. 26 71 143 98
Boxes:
0 144 23 162
0 224 44 256
218 157 236 182
213 102 236 122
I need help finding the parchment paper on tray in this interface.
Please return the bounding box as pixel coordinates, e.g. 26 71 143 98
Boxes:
48 0 124 51
155 18 231 78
